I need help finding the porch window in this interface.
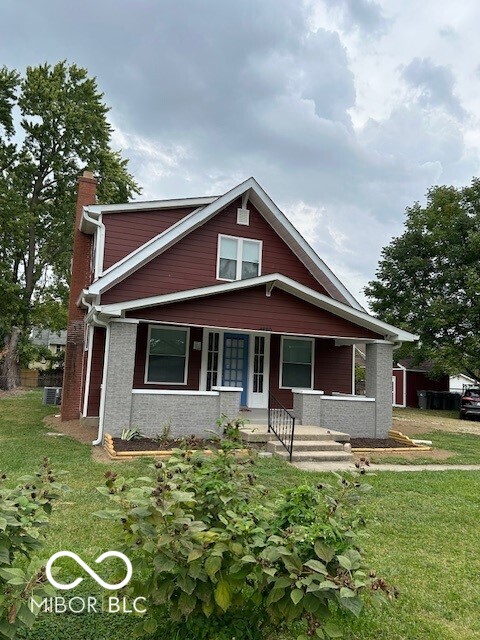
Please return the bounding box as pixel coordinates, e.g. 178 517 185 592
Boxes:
280 337 314 388
217 235 261 281
146 326 189 384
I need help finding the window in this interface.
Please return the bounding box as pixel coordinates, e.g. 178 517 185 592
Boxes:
217 235 261 281
281 337 314 388
146 326 189 384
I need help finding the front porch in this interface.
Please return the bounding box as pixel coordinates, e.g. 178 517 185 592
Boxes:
95 320 394 442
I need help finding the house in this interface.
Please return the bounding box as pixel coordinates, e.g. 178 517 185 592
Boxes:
30 329 67 369
61 172 417 444
449 373 477 394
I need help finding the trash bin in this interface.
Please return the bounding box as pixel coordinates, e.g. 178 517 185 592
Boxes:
417 390 427 409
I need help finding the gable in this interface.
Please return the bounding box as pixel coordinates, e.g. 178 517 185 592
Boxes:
101 198 330 304
124 285 382 340
102 206 198 271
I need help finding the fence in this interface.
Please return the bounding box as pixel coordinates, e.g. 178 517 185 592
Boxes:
0 371 64 390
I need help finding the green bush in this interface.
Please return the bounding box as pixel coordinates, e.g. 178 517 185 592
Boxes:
96 451 396 639
0 459 65 639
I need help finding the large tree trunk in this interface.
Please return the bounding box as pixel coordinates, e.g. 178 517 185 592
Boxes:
0 327 21 390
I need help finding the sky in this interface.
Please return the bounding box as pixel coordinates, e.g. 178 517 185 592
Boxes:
2 0 480 307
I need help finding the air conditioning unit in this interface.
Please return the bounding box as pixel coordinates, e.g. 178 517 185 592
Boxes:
43 387 62 406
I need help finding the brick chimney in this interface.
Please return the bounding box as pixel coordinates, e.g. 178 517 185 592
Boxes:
61 171 97 421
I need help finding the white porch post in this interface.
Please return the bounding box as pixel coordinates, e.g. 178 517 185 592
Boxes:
365 341 394 438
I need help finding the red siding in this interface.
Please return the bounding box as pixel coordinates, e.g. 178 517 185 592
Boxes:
132 324 203 390
405 371 449 408
126 287 382 340
269 336 353 408
102 207 196 271
393 369 404 405
86 327 106 416
102 199 330 304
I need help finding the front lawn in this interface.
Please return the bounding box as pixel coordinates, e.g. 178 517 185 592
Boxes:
1 392 480 639
368 407 480 464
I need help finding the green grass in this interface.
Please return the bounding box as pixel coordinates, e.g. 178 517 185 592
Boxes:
2 391 480 639
371 431 480 465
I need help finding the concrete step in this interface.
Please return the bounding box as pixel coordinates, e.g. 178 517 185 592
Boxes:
239 424 350 444
267 440 345 453
275 449 354 463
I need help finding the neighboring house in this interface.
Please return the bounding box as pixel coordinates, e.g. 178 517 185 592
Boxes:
449 374 477 394
30 329 67 369
392 359 449 408
62 172 417 443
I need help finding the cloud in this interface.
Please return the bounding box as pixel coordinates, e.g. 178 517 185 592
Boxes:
0 0 479 303
321 0 389 36
401 57 467 120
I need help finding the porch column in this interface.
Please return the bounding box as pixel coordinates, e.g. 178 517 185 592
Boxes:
212 386 242 423
365 341 393 438
103 321 138 437
292 390 324 426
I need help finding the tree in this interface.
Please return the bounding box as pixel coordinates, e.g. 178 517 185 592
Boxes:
365 181 480 382
0 62 140 389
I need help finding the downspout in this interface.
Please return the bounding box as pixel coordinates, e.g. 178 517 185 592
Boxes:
92 313 110 446
80 293 93 419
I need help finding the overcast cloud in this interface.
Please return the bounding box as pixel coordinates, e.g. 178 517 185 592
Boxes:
2 0 479 306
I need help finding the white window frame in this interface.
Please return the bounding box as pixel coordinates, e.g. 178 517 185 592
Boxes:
216 234 262 282
279 335 315 390
144 325 190 385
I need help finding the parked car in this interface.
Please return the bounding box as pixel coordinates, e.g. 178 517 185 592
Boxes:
459 388 480 420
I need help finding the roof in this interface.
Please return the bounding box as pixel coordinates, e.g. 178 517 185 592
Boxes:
88 273 418 343
83 177 364 310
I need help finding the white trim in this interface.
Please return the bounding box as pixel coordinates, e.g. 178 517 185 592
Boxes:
144 325 190 385
82 196 218 220
248 333 270 409
279 335 315 390
132 389 218 396
211 386 243 392
291 389 324 395
93 273 418 343
84 177 364 308
322 395 375 402
216 234 262 282
123 317 398 344
82 326 94 417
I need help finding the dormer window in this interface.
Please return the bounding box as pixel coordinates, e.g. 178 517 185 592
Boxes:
217 235 262 281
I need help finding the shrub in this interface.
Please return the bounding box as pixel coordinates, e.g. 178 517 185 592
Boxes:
0 459 65 639
96 452 396 639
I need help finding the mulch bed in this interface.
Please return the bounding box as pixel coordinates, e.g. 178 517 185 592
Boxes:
350 437 415 449
113 437 214 452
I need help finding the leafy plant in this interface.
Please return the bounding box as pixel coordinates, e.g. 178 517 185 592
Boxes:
120 428 142 441
0 458 66 639
213 413 246 451
153 424 172 447
96 452 396 639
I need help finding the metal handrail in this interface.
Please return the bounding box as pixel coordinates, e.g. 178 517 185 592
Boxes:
268 392 296 462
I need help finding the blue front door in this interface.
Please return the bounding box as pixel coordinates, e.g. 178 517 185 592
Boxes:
222 334 249 406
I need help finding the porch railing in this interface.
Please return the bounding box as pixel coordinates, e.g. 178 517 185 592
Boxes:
268 392 296 461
